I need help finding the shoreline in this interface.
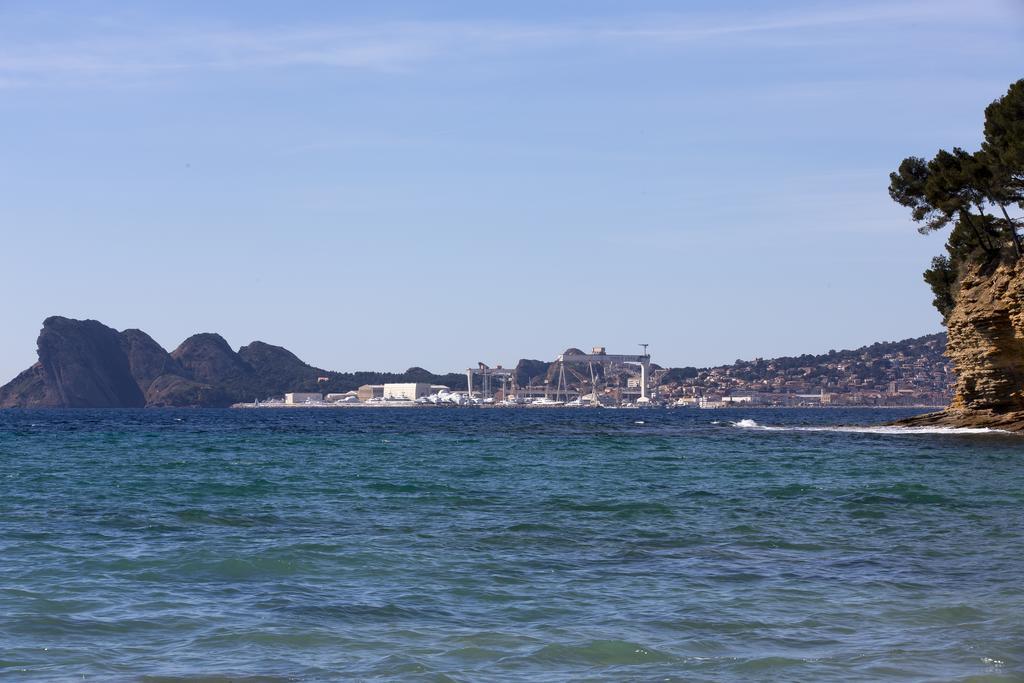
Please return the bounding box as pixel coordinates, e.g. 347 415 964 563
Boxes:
230 402 948 410
892 408 1024 432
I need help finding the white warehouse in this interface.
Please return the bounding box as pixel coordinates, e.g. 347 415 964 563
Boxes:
383 383 432 400
285 392 323 405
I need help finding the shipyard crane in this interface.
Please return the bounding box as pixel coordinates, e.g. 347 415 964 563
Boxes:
554 347 652 403
466 363 517 400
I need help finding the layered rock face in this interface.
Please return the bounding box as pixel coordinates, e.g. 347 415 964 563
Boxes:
946 262 1024 411
900 261 1024 430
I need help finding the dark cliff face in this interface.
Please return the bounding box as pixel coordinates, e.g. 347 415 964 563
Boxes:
118 328 218 406
515 359 550 388
35 317 145 408
0 317 146 408
119 329 184 395
0 317 464 408
0 319 332 407
0 320 239 408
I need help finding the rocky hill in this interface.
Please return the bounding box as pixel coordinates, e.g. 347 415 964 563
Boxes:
0 317 465 408
2 317 146 408
658 333 951 405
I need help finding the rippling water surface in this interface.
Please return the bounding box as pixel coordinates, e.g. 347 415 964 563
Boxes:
1 407 1022 681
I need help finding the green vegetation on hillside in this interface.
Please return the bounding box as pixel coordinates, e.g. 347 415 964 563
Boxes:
890 79 1024 319
660 334 950 405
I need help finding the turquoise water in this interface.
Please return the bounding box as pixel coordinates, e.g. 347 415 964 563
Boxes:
0 408 1022 681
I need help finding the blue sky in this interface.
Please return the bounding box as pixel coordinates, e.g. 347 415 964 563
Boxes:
1 1 1022 379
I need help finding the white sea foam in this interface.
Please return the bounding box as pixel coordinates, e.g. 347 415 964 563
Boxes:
726 419 1007 435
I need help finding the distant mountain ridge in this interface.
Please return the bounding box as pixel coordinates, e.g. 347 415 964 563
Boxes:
0 317 467 408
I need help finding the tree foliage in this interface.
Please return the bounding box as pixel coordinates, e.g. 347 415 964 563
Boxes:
890 79 1024 319
922 255 957 319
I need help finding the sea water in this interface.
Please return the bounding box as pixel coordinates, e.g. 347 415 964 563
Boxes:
0 408 1021 681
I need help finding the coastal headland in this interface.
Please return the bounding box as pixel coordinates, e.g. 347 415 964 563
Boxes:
887 79 1024 431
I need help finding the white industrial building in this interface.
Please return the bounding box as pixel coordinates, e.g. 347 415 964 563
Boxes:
285 392 323 405
325 392 359 403
383 383 432 400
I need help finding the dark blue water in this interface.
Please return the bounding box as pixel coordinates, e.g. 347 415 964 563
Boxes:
1 408 1022 681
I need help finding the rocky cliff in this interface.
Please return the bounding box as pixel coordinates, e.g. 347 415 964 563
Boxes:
0 317 145 408
0 318 227 408
899 261 1024 430
0 317 467 408
118 328 219 406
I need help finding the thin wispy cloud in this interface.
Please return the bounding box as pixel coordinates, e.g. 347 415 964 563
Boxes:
0 0 999 86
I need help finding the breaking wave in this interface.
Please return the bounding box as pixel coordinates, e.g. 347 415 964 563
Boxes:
722 418 1008 435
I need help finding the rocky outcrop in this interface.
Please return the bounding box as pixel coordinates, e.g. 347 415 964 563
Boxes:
117 328 218 406
898 407 1024 431
0 363 60 408
515 359 550 388
0 317 147 408
898 260 1024 430
0 320 251 408
119 329 185 395
945 261 1024 412
0 317 468 408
